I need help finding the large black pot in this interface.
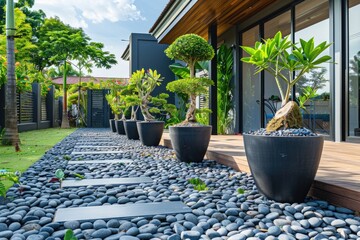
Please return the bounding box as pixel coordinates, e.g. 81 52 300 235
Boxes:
124 120 139 140
109 119 116 132
243 134 324 203
115 120 126 135
169 125 212 163
137 121 164 146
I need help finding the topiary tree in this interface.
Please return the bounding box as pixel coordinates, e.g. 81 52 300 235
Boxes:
165 34 214 123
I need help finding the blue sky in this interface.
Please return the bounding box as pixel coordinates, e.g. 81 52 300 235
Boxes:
33 0 168 78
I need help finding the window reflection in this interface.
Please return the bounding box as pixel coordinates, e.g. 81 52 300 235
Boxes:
295 0 330 135
349 0 360 137
242 26 261 132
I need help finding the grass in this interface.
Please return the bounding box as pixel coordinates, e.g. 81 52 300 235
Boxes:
0 128 76 190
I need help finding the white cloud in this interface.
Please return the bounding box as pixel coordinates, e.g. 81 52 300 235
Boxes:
33 0 145 28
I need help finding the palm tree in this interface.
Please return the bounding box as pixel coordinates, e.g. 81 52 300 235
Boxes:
2 0 20 150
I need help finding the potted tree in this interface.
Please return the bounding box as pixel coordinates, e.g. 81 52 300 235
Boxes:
241 31 331 202
105 93 120 133
130 68 171 146
122 85 141 140
165 34 214 162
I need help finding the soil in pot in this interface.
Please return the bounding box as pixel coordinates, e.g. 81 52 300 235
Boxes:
169 125 211 163
137 121 164 146
115 120 126 135
124 120 139 140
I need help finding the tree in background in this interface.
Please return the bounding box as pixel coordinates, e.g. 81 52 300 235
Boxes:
36 17 117 128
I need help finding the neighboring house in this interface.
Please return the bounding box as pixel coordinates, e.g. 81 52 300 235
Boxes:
121 33 176 119
148 0 360 143
52 76 128 85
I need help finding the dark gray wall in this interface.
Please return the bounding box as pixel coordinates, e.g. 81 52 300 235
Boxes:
129 33 175 119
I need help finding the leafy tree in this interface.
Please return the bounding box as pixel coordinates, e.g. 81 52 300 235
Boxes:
296 68 328 95
37 17 117 128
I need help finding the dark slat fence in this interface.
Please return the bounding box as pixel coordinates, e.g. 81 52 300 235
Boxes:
87 89 111 128
0 83 60 132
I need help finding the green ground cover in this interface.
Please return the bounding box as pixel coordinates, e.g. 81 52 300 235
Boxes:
0 128 76 189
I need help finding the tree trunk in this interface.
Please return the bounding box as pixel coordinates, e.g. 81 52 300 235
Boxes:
185 94 197 122
2 35 20 150
266 101 303 132
61 62 70 128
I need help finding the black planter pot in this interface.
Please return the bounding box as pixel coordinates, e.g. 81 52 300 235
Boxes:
115 120 126 135
169 125 212 163
109 119 116 132
243 134 324 203
137 121 164 146
124 120 139 140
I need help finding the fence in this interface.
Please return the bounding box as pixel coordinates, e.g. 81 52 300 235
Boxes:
87 89 111 128
0 83 60 132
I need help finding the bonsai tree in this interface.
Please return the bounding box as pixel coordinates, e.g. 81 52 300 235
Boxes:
130 68 171 121
165 34 215 124
104 80 127 120
241 31 331 132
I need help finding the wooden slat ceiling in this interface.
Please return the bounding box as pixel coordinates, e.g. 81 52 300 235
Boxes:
160 0 277 43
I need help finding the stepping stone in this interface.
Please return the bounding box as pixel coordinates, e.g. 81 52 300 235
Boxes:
74 145 121 148
67 159 133 165
53 202 192 222
61 177 152 188
71 150 123 155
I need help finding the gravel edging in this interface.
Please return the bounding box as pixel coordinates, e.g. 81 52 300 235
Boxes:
0 128 359 240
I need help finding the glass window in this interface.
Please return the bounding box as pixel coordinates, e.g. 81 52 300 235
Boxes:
263 11 291 124
349 0 360 137
242 26 261 132
295 0 330 135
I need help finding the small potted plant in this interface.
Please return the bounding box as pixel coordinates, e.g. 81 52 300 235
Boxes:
165 33 214 162
105 93 119 133
241 31 331 202
130 68 171 146
121 84 141 140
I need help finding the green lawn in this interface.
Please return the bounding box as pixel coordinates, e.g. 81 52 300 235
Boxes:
0 128 76 189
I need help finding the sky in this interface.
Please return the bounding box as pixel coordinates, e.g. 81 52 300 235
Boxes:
32 0 169 78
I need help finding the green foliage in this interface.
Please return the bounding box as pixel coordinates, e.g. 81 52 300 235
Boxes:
165 34 214 74
167 78 213 96
188 178 208 191
195 108 212 125
237 188 245 194
298 86 318 110
63 155 71 160
241 31 331 107
0 170 21 198
55 169 65 181
64 229 78 240
217 44 234 134
72 173 85 179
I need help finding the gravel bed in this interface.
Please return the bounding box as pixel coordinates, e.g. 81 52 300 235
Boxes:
247 128 317 137
0 128 359 240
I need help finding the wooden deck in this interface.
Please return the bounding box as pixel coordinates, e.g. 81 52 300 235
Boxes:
161 134 360 211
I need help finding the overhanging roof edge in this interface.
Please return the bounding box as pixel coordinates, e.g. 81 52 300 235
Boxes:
150 0 198 43
121 44 130 61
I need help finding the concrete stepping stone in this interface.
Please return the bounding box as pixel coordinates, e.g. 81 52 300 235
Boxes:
67 159 133 165
74 145 121 148
71 150 123 155
53 202 191 222
61 177 152 188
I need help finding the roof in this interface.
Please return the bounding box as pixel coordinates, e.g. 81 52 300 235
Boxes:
149 0 278 44
121 44 130 61
52 76 128 85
